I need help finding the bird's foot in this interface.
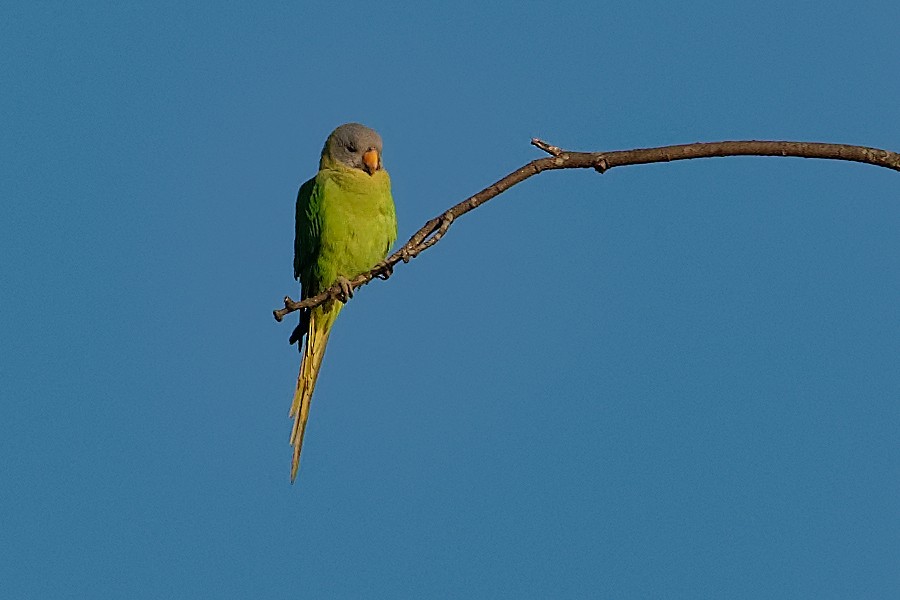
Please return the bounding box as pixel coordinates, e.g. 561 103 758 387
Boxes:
375 260 393 280
334 276 354 303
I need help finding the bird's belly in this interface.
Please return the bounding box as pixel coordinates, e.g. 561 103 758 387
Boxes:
319 215 393 281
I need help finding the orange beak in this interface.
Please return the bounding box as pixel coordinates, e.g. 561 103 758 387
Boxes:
362 148 379 175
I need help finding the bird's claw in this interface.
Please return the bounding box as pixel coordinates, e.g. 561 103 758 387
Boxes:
335 276 354 303
375 260 393 280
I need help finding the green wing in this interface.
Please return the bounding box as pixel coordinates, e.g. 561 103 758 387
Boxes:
294 176 323 300
290 176 324 346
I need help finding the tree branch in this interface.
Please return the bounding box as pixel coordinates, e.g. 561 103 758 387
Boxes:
273 139 900 322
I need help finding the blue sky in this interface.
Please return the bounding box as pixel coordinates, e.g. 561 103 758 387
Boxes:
2 2 898 598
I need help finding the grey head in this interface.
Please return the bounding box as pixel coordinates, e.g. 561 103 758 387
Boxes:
320 123 384 175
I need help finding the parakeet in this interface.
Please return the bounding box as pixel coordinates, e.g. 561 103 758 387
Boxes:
288 123 397 483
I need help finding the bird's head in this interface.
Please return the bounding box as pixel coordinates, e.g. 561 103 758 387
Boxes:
320 123 384 175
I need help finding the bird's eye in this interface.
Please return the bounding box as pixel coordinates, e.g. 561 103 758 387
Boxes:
346 144 357 153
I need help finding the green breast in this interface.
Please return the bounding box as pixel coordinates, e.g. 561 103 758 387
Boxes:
314 167 397 292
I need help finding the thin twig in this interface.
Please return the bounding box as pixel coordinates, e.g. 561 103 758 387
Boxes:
274 138 900 322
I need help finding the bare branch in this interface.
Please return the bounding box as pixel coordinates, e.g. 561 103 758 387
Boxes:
274 139 900 322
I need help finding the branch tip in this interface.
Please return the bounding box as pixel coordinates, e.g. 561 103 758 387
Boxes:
531 138 564 156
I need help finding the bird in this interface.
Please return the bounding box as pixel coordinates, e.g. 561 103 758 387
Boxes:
288 123 397 483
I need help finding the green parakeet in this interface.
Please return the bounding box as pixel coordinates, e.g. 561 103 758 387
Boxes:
288 123 397 482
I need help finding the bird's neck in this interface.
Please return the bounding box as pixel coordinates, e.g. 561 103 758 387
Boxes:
319 156 389 192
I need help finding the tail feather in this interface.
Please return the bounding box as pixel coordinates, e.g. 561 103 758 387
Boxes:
289 310 334 483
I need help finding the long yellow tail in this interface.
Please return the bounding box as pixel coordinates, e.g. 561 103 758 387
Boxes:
289 309 334 482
